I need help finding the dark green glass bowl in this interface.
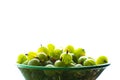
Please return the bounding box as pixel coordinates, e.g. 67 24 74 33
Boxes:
17 63 110 80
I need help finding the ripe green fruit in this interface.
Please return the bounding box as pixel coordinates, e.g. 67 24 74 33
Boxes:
96 56 108 64
28 58 40 66
64 45 74 53
53 49 62 59
37 46 49 55
70 53 78 63
45 64 55 67
48 50 54 57
49 49 63 62
37 52 48 62
47 43 55 51
27 51 37 60
74 64 82 67
17 43 109 70
17 54 27 64
22 60 29 65
54 60 65 67
74 48 85 59
47 44 56 58
66 62 76 67
44 60 53 65
83 59 96 66
60 51 72 65
78 56 88 65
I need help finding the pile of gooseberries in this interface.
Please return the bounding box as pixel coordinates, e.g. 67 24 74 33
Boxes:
17 44 108 67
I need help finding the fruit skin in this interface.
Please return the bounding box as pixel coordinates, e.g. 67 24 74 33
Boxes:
96 55 108 65
64 45 74 53
27 51 37 60
37 52 48 62
28 58 40 66
49 49 63 63
54 60 65 67
44 60 53 65
53 49 62 60
37 46 49 55
70 53 78 63
66 62 76 67
60 52 73 65
22 60 29 65
47 43 55 51
74 64 82 67
78 56 88 65
17 54 27 64
47 44 56 59
74 48 85 59
83 59 96 66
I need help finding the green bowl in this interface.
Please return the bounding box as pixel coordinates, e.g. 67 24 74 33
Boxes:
17 63 110 80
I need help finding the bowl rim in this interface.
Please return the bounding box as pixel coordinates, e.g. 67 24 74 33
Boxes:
17 63 110 70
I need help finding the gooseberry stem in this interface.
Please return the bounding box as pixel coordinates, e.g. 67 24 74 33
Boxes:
66 50 69 54
25 53 28 56
40 44 42 47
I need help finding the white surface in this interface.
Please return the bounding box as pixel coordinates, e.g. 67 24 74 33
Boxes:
0 0 120 80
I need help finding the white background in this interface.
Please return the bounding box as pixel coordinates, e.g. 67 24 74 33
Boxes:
0 0 120 80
